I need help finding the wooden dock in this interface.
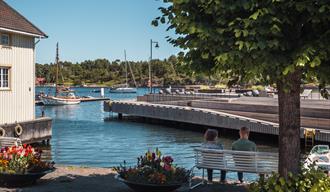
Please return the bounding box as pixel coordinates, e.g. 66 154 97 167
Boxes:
79 97 110 102
0 117 52 144
104 99 330 143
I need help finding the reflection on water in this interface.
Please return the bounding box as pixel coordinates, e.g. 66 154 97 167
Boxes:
36 87 278 181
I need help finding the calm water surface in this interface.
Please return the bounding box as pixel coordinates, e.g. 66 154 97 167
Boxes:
36 87 278 181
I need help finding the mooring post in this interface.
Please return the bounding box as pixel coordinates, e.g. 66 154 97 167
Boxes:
118 113 123 120
41 106 45 117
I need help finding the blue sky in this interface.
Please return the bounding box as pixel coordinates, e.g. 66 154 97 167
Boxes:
6 0 179 63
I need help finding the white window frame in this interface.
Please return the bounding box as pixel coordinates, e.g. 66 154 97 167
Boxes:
0 67 10 90
1 33 10 46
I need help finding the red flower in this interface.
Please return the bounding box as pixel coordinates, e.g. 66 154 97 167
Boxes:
163 156 173 164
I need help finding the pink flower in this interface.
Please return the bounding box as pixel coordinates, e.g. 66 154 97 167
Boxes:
164 164 171 171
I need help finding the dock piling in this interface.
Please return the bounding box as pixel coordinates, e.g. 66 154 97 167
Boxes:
118 113 123 120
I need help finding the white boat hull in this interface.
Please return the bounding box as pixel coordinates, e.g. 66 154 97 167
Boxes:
304 145 330 172
40 96 81 105
109 87 137 93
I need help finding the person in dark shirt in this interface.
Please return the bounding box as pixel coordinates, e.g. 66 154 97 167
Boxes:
232 127 257 183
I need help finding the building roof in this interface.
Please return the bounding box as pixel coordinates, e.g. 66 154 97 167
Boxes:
0 0 47 37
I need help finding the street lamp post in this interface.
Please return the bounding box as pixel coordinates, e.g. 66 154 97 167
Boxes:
149 39 159 94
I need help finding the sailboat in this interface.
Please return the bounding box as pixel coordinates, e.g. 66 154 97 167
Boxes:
109 50 137 93
40 43 81 105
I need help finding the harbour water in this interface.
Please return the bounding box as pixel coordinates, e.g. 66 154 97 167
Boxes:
36 87 278 181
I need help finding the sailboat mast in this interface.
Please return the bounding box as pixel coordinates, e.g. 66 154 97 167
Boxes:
124 50 128 87
55 43 59 96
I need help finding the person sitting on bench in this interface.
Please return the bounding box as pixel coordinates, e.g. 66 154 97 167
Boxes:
201 129 227 184
232 126 257 183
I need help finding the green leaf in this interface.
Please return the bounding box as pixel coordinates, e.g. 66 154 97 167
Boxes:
228 21 235 27
216 28 225 34
283 65 295 75
234 29 241 38
280 177 286 186
245 42 251 50
319 5 326 13
275 184 282 191
215 53 229 64
271 24 281 33
160 17 166 24
249 11 259 20
201 52 209 59
189 26 196 33
151 20 158 27
242 30 249 37
235 41 244 50
239 41 244 50
310 57 321 68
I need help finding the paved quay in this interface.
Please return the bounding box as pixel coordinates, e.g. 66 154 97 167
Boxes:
104 96 330 142
1 166 248 192
215 109 330 130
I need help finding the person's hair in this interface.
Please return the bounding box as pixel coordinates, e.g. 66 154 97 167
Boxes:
204 129 218 141
240 127 250 136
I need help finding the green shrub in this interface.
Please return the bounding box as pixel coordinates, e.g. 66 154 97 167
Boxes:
250 85 265 91
215 84 227 89
249 167 330 192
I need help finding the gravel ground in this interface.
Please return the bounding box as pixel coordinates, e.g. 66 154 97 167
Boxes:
0 166 248 192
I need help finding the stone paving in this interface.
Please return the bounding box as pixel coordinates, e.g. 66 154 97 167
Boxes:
0 166 248 192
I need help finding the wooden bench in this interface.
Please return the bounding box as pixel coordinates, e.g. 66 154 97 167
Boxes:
0 137 22 148
190 148 278 188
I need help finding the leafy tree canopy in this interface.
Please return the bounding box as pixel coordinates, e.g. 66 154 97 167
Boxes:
153 0 330 89
36 56 215 86
153 0 330 177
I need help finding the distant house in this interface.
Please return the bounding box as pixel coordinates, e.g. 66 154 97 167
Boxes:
36 77 46 86
0 1 51 142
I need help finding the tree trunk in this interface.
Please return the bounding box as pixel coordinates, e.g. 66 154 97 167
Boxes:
277 70 302 177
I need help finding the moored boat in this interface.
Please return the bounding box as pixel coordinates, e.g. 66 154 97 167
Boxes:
109 87 137 93
40 92 80 105
109 50 137 94
41 43 81 106
304 145 330 173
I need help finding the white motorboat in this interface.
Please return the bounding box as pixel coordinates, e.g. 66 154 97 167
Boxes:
304 145 330 172
109 87 137 93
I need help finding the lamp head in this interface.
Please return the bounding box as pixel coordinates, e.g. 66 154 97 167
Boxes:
155 43 159 48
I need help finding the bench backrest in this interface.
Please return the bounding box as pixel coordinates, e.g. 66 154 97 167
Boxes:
0 137 22 148
194 148 278 174
300 89 312 97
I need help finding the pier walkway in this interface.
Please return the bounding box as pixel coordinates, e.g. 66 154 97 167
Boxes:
104 99 330 143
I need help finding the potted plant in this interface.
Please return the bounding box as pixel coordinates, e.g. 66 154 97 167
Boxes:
0 144 55 187
114 149 190 192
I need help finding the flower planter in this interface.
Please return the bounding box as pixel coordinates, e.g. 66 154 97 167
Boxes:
115 175 184 192
0 169 55 187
